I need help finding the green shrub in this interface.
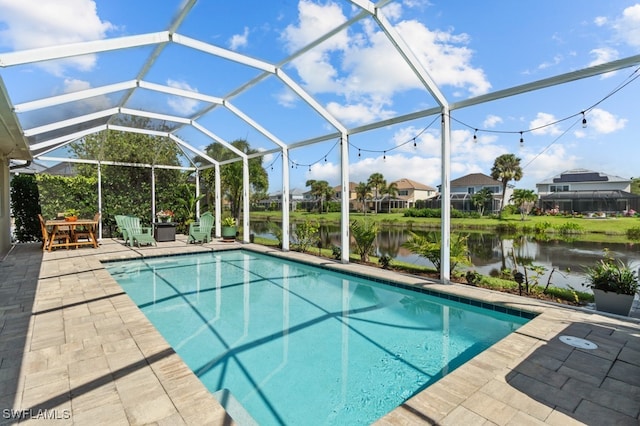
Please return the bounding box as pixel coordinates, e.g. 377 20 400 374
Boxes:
627 226 640 241
10 174 41 242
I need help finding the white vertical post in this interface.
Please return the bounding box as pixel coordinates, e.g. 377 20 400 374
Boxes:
214 163 221 238
242 156 250 242
340 134 350 263
195 169 201 219
97 162 102 240
440 110 451 282
151 166 156 223
281 147 290 251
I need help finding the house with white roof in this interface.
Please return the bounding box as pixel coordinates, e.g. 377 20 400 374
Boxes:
536 169 638 214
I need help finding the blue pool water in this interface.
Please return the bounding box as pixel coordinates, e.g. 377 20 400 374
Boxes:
106 250 530 425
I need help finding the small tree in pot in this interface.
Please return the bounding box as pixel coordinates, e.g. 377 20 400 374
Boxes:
584 249 639 316
221 217 237 241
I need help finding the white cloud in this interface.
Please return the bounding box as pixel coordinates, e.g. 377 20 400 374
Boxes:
587 108 627 134
0 0 113 74
347 154 443 187
588 47 619 67
612 4 640 47
280 0 490 125
483 114 503 128
275 88 298 108
326 99 395 126
229 27 250 50
529 112 563 136
166 79 200 115
519 145 579 184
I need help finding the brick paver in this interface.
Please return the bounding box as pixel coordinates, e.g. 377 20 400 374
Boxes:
1 238 639 425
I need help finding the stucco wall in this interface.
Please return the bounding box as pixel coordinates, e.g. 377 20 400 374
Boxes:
0 157 10 257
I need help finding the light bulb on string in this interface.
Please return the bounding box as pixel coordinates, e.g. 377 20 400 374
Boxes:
519 132 524 146
473 129 478 143
383 151 386 161
358 149 361 157
582 112 587 128
308 166 311 172
413 138 417 148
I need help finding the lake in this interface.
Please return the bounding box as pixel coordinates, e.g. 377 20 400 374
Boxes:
251 222 640 291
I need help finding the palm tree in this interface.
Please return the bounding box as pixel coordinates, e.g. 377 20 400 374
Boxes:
382 181 398 213
354 182 371 214
367 173 386 214
490 153 523 213
510 189 538 220
471 187 493 216
305 179 332 213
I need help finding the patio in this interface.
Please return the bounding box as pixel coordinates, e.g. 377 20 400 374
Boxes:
1 238 638 425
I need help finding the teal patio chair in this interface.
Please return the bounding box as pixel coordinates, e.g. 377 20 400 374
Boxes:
117 215 156 247
188 212 214 244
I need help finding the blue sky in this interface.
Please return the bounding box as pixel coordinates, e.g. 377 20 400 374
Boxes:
0 0 639 193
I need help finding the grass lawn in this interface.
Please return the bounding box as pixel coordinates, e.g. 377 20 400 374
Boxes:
251 210 640 241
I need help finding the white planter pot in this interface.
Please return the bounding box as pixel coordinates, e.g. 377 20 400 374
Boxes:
593 289 635 316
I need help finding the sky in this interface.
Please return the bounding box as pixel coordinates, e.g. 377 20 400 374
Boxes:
0 0 639 194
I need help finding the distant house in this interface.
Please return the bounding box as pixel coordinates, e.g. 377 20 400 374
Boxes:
259 188 306 211
379 178 437 211
536 169 639 213
432 173 510 213
333 182 359 211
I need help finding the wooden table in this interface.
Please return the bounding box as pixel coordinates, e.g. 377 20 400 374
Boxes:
44 219 99 251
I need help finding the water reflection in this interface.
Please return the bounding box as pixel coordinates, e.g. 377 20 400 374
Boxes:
252 222 640 291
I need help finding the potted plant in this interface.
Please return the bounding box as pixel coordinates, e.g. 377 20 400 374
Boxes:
156 209 174 223
221 217 237 241
584 249 639 316
64 208 80 222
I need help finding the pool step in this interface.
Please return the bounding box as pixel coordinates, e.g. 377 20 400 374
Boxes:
212 389 258 426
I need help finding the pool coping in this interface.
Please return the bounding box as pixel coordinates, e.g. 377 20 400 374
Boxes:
3 237 640 425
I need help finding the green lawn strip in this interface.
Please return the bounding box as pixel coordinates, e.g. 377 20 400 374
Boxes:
250 211 640 238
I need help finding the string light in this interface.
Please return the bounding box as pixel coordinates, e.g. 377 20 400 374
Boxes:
413 138 417 148
383 151 386 161
519 132 524 145
473 129 478 142
582 111 587 128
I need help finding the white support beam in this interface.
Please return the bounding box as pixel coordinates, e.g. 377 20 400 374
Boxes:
14 80 138 113
281 147 290 251
440 110 451 283
214 163 221 238
107 124 167 138
451 53 640 111
173 34 276 73
138 80 224 105
0 32 169 67
23 108 119 137
374 11 448 107
276 69 347 133
168 134 219 167
37 156 196 171
191 121 247 159
340 134 350 263
30 125 107 151
224 101 287 149
119 107 192 125
195 170 201 219
242 156 250 242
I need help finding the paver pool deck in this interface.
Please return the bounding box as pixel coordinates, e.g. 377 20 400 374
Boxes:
1 237 639 425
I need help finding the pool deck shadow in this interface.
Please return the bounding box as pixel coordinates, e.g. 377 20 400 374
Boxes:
1 237 639 425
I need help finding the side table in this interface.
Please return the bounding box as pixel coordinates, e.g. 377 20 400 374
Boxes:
153 222 177 242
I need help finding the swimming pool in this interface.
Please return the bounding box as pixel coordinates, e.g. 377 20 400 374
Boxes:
106 249 531 425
